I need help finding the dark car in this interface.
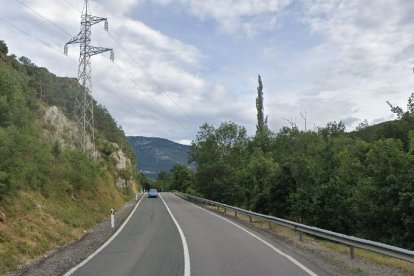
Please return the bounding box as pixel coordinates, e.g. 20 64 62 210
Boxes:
148 189 158 198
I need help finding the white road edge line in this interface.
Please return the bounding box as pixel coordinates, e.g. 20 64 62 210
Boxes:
64 194 146 275
179 195 317 276
160 193 191 276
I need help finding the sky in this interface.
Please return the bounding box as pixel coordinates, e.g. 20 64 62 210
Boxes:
1 0 414 145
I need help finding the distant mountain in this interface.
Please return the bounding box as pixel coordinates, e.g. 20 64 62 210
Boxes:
128 136 191 179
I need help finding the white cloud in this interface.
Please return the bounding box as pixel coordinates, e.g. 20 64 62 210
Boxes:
296 0 414 129
181 0 291 35
3 0 414 142
115 18 202 67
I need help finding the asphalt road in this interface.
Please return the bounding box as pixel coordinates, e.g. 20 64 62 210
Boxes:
162 193 317 276
71 193 326 276
72 195 184 276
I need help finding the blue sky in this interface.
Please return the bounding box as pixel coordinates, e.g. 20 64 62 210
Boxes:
1 0 414 144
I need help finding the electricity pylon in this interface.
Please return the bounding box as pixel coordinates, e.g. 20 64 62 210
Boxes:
64 0 114 158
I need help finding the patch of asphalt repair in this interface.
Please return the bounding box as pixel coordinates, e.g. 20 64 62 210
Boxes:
11 195 143 276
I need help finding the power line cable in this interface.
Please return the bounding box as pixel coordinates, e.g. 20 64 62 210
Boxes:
106 31 193 120
61 0 194 122
111 60 193 136
0 17 55 49
10 0 194 137
0 17 167 136
14 0 72 37
61 0 82 13
62 0 192 135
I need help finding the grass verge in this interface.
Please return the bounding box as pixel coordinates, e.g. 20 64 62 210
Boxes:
0 173 136 275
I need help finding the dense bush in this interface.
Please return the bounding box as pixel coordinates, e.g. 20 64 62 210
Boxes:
0 41 137 201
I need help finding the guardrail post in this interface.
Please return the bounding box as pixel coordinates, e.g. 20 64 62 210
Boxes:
299 231 303 241
224 207 227 214
350 246 355 259
235 210 238 218
249 215 252 223
268 221 272 230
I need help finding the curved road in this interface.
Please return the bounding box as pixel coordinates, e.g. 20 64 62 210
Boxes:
71 193 329 276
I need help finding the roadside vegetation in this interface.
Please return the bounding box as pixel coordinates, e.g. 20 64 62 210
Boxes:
156 75 414 252
0 41 139 274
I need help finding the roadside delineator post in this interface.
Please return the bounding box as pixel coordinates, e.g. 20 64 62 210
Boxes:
110 208 115 228
135 193 138 201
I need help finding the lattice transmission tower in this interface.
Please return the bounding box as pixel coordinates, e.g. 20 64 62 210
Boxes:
64 0 114 157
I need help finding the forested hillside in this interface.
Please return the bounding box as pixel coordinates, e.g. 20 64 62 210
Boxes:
0 40 138 273
128 136 190 179
160 81 414 251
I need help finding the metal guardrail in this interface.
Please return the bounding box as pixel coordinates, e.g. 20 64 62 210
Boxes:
174 191 414 263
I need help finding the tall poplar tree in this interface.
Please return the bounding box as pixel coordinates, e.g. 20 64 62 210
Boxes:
256 74 267 133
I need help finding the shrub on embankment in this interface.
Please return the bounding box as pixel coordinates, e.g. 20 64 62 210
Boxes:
0 40 138 274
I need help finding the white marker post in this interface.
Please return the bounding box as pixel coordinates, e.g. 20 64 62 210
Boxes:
135 193 138 201
110 208 115 228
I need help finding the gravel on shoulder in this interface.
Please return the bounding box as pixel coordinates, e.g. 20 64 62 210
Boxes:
11 195 143 276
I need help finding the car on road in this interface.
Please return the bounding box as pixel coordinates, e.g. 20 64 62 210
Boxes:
148 189 158 198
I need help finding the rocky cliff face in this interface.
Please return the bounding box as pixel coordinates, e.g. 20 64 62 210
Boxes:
41 106 82 150
41 106 134 188
108 142 134 188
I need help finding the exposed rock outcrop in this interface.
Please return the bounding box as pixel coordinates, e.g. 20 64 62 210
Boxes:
40 106 134 188
109 142 134 188
41 106 91 150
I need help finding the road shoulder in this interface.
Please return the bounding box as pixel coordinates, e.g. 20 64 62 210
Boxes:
12 195 143 276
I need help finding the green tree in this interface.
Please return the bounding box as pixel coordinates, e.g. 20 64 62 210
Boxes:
0 40 8 55
191 122 247 204
170 164 194 192
244 149 278 213
318 121 346 137
355 139 413 246
256 75 268 133
154 171 172 192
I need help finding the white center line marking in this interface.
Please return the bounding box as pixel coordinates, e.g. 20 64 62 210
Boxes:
160 193 191 276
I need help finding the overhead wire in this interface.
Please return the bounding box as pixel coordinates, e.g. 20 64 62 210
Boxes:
106 31 194 120
0 17 55 49
0 16 166 135
64 0 194 122
63 0 194 136
61 0 82 13
10 0 194 137
14 0 72 37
